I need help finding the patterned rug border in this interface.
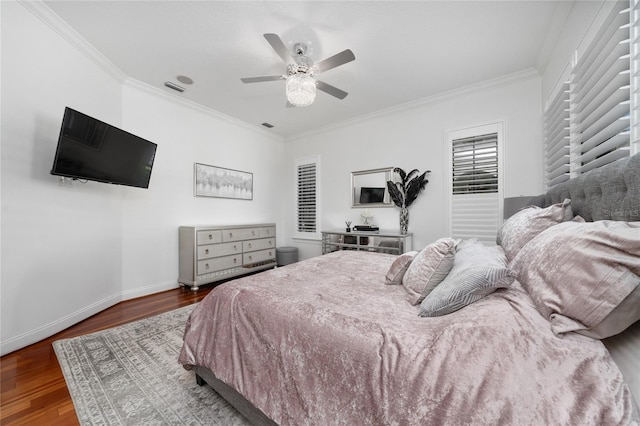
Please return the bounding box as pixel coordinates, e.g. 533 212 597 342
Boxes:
53 303 249 426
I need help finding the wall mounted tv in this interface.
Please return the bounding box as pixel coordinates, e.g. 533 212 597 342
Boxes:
359 187 386 204
50 107 157 189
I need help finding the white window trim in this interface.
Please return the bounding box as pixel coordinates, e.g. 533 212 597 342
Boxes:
446 122 505 241
293 155 321 240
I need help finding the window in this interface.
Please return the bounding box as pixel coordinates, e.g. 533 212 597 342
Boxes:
570 1 630 174
632 0 640 155
452 133 499 195
545 1 635 184
543 80 570 188
294 156 320 239
448 123 503 245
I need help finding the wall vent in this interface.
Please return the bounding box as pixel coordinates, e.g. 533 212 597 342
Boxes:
164 81 185 92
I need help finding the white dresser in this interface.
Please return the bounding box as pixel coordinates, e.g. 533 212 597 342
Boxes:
178 223 276 290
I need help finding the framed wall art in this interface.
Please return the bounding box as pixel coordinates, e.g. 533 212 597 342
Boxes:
194 163 253 200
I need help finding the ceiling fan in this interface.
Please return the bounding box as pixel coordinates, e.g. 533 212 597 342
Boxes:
241 33 355 107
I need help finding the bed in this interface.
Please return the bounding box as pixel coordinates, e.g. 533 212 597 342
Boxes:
179 153 640 425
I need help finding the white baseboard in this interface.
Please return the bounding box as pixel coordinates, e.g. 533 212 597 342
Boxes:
121 280 180 301
0 280 180 356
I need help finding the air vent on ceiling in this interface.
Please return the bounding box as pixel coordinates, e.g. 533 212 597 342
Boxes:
262 122 274 128
164 81 185 93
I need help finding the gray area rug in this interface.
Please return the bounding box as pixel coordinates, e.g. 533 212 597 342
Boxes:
54 304 250 425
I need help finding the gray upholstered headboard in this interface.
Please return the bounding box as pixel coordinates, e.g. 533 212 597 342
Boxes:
530 153 640 222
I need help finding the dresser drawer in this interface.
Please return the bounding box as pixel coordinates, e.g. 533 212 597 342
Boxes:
197 255 242 275
260 226 276 238
197 241 242 259
221 227 260 242
243 237 275 252
196 230 222 245
243 248 275 265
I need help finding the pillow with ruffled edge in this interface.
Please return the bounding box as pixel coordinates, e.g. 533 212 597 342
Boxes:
510 220 640 338
497 198 576 261
402 238 456 305
419 240 515 317
385 251 418 285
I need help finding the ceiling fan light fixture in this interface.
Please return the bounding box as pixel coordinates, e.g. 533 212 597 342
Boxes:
286 73 316 107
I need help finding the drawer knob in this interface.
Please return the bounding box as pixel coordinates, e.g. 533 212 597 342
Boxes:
234 245 238 250
233 258 237 264
205 263 210 269
208 234 213 240
248 255 253 261
205 249 209 255
229 232 233 238
248 243 252 248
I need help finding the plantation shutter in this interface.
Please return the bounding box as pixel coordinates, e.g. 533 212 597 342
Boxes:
544 80 571 188
295 157 319 237
632 0 640 154
450 126 502 245
570 1 630 174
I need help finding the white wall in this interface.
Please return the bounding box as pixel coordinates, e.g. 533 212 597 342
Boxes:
0 2 284 355
282 72 544 259
1 2 125 355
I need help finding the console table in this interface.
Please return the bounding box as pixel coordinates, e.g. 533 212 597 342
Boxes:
321 230 413 255
178 223 276 290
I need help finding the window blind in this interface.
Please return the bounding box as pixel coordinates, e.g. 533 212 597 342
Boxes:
450 129 501 245
452 133 499 194
544 81 570 188
570 1 630 174
632 0 640 154
296 161 317 234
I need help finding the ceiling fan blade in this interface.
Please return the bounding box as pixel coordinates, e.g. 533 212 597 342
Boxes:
316 80 348 100
264 33 295 64
315 49 355 73
240 76 283 83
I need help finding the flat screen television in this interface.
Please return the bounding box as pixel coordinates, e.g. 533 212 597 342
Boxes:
50 107 157 189
359 187 385 203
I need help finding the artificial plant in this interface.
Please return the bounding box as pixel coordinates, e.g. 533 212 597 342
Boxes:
386 167 430 234
386 167 430 208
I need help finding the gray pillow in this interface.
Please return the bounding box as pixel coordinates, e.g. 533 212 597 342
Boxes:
419 240 515 317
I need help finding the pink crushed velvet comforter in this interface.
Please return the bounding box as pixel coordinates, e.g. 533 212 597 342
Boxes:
178 250 639 425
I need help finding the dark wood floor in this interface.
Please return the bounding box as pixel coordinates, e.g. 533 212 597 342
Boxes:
0 286 214 425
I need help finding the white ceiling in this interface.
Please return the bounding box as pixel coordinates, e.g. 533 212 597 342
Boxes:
43 1 567 138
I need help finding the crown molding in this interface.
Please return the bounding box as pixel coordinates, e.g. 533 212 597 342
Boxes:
286 68 540 142
123 78 284 143
19 0 127 83
19 1 283 143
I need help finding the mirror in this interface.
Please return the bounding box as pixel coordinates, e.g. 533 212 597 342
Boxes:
351 167 395 208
